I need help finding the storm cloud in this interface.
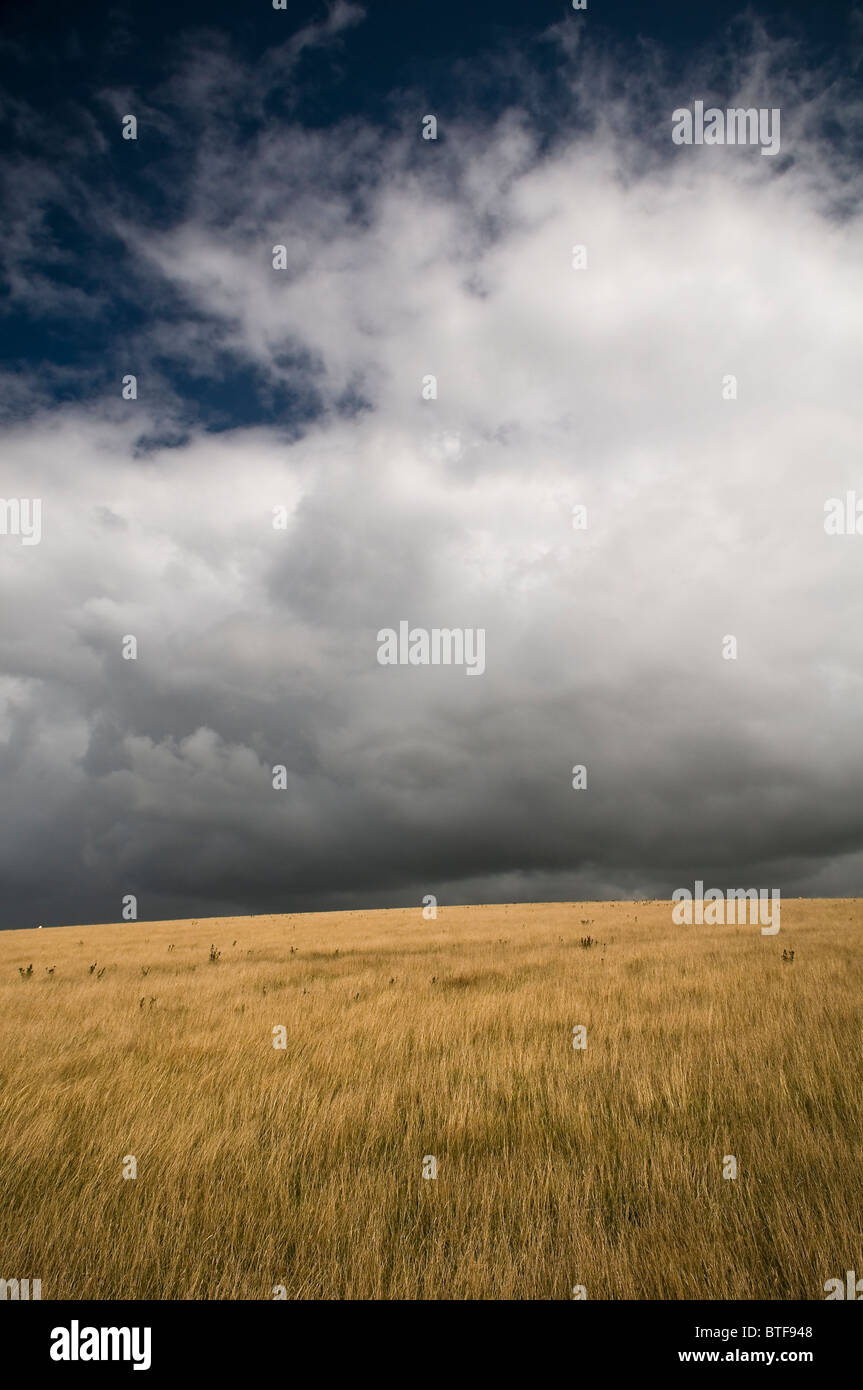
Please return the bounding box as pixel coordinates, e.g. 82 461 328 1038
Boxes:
1 4 862 928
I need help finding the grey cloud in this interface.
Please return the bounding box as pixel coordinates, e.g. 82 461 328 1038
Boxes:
1 25 863 927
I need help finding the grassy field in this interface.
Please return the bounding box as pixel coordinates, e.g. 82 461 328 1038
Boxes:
0 899 860 1300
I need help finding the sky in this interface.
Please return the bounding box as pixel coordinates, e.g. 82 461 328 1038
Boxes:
1 0 862 929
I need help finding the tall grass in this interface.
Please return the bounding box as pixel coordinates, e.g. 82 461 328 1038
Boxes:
0 899 859 1299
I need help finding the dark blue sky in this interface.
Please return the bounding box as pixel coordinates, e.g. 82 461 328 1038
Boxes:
1 0 859 427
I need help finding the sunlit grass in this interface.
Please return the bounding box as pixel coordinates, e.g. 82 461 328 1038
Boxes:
0 899 859 1299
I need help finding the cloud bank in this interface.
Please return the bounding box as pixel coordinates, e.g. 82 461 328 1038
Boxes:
2 10 863 927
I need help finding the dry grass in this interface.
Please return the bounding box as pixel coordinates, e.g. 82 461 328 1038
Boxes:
0 899 860 1300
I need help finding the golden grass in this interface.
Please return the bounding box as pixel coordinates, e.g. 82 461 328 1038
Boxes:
0 899 860 1300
